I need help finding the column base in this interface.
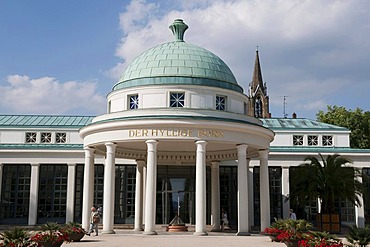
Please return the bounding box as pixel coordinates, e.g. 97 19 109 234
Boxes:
236 232 251 236
134 227 144 232
101 230 116 234
143 231 157 235
193 231 208 236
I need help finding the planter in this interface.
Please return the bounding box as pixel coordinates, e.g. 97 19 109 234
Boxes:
284 239 302 247
316 213 341 233
166 225 188 232
268 234 280 242
37 240 63 247
68 232 85 242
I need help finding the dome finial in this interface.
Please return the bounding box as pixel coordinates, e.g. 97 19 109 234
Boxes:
169 19 188 42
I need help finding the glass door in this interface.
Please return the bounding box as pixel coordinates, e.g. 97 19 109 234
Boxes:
161 178 195 224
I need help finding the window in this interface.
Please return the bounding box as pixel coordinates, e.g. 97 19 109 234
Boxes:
322 135 333 146
293 135 304 146
129 94 139 109
255 97 262 118
169 92 185 107
41 133 52 143
56 133 67 143
216 95 227 111
308 135 318 146
25 132 37 143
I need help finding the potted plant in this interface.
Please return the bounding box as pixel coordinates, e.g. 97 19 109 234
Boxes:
298 231 343 247
275 219 312 247
31 222 69 247
62 222 86 242
264 218 286 242
0 227 38 247
290 154 364 233
345 225 370 247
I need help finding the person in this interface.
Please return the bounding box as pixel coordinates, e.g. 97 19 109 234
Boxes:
221 208 231 230
289 209 297 220
86 207 100 236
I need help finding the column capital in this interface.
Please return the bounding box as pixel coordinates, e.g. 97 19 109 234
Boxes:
195 140 207 145
210 160 220 169
258 149 269 159
30 163 40 167
145 140 158 151
195 140 207 153
83 146 95 151
105 142 117 148
136 159 146 168
236 144 248 154
105 142 117 155
84 146 95 157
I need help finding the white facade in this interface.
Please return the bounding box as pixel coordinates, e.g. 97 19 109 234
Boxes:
0 19 369 235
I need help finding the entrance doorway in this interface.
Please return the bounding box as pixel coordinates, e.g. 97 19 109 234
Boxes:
157 166 200 224
161 178 195 224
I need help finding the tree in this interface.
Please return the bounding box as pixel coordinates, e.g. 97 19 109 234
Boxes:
316 105 370 149
290 154 363 214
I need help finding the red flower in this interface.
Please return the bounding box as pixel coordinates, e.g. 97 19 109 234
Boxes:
264 227 284 235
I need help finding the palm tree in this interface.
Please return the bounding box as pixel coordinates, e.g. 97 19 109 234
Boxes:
290 154 363 214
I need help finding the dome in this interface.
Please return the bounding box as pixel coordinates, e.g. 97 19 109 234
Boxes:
112 19 243 93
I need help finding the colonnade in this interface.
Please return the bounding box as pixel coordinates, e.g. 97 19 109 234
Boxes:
81 140 272 235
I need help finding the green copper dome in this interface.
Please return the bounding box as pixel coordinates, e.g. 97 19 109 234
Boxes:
112 19 243 93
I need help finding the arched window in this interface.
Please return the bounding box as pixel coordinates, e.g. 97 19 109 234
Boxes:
255 97 262 118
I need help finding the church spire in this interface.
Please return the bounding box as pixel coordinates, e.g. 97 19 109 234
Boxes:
251 48 264 91
247 48 270 118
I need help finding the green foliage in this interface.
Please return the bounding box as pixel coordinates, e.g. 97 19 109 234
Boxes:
268 218 313 232
346 225 370 247
317 105 370 149
290 154 363 214
0 227 38 246
39 222 61 232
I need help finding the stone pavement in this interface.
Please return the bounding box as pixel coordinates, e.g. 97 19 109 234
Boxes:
63 226 288 247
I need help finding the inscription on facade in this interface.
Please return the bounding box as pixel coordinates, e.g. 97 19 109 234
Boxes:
128 129 223 138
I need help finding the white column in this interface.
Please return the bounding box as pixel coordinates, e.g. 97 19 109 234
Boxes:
144 140 158 235
259 150 270 232
134 159 145 231
248 161 254 229
28 163 40 225
102 142 117 234
281 167 290 219
66 163 77 223
194 140 208 236
236 144 250 236
143 165 147 222
82 147 95 231
356 169 365 228
210 161 220 231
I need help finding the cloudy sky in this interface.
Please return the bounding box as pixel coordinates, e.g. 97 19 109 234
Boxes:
1 0 369 119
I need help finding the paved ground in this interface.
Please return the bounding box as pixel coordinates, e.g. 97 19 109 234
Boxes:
63 226 349 247
64 229 287 247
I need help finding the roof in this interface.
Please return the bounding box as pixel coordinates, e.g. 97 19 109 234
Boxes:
0 143 83 150
0 115 94 128
260 118 349 131
0 115 349 132
271 146 370 154
112 19 242 93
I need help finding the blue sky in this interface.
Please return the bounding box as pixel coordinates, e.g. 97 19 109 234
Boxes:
1 0 369 119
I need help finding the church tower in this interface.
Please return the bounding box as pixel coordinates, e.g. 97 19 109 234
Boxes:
248 49 270 118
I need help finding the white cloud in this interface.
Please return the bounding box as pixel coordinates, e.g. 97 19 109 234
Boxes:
0 75 106 115
106 0 370 118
